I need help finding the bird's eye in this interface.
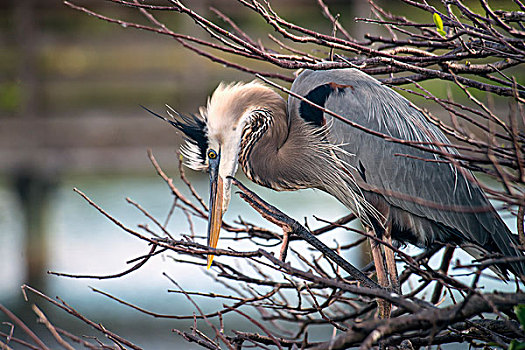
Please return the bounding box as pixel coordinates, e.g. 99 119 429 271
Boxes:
208 149 217 159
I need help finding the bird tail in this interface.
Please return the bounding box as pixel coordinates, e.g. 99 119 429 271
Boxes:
503 233 525 279
463 231 525 281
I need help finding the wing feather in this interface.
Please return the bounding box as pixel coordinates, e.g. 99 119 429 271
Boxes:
289 69 523 276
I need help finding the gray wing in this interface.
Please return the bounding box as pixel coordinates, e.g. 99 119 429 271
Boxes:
288 68 522 275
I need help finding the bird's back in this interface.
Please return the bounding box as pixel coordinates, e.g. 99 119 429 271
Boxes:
288 69 524 277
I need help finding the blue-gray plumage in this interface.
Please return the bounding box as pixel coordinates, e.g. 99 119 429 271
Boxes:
289 69 523 277
156 68 524 277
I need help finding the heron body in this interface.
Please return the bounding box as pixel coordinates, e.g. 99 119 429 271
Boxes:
160 68 524 277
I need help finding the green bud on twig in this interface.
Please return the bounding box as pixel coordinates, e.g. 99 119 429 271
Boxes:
433 13 446 37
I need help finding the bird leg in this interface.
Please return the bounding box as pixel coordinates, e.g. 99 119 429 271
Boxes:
369 233 391 319
279 227 291 262
384 223 401 295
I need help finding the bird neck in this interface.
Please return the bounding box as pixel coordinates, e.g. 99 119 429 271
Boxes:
239 106 329 191
238 104 378 227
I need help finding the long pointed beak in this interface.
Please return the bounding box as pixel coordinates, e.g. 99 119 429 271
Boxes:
207 158 224 269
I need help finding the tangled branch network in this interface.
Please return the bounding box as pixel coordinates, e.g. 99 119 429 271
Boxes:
2 1 525 349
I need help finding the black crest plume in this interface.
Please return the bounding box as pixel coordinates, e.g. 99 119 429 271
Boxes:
142 105 208 170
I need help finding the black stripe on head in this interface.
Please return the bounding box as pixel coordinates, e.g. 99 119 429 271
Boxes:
299 82 353 127
176 113 208 164
142 106 208 166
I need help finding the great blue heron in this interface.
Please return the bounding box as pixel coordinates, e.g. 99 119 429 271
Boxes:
152 68 524 285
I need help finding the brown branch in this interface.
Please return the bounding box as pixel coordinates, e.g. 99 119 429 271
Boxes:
314 292 525 350
32 305 75 350
22 285 143 350
0 304 50 350
231 177 380 289
55 2 525 349
48 245 159 279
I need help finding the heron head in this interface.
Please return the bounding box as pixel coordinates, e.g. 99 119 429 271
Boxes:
176 81 285 268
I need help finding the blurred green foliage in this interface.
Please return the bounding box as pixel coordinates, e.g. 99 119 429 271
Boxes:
0 1 522 118
507 305 525 350
0 82 21 113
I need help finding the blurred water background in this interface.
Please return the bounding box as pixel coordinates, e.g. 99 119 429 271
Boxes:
0 1 520 348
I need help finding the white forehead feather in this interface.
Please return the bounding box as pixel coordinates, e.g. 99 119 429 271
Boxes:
205 81 275 141
202 80 285 212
